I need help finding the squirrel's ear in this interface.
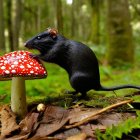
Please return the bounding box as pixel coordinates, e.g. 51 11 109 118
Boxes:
48 28 58 39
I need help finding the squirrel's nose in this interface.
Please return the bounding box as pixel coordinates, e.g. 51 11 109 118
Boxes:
24 41 31 48
24 41 31 49
24 42 27 47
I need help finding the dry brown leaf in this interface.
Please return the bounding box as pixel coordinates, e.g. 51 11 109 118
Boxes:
54 128 81 139
69 108 100 124
3 112 40 140
66 133 87 140
28 136 58 140
19 112 39 134
1 133 30 140
0 106 20 137
32 106 69 137
65 99 133 129
0 102 136 140
98 112 136 127
90 124 106 131
79 124 96 137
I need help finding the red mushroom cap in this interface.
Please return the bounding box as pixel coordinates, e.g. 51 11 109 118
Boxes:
0 51 47 80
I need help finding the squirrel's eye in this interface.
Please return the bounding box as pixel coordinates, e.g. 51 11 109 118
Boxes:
37 36 41 40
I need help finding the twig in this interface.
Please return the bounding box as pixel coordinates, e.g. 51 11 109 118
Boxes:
64 99 133 129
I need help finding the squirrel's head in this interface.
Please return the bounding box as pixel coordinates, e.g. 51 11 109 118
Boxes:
24 28 58 52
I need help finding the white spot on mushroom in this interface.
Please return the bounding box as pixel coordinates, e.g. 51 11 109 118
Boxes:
35 67 39 70
11 65 15 68
20 65 25 69
12 54 15 57
1 66 5 70
14 61 18 65
4 60 8 64
21 56 25 59
30 70 34 74
0 50 47 79
27 64 31 68
16 56 20 59
11 70 16 73
5 70 10 74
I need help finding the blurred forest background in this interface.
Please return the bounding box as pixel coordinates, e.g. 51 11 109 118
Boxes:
0 0 140 104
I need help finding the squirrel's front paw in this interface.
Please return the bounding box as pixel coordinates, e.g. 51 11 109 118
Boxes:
29 54 39 59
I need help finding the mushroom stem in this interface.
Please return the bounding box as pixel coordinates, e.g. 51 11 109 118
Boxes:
11 77 27 118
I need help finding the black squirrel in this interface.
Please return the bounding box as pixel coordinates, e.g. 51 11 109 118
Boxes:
24 28 140 96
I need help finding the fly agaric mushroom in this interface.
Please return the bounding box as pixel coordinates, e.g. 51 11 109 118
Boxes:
0 51 47 118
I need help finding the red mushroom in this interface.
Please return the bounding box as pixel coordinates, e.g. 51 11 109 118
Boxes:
0 51 47 118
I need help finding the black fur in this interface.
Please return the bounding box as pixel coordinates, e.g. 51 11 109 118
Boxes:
24 29 140 96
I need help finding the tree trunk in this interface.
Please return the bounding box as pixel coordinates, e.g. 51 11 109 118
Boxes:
12 0 23 50
106 0 134 67
55 0 63 34
71 0 83 40
6 0 14 51
90 0 100 45
35 6 41 32
71 0 77 38
0 0 5 52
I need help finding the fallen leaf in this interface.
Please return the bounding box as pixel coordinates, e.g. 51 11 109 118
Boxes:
28 136 58 140
0 106 20 137
0 103 137 140
64 99 133 129
19 112 39 134
1 112 40 140
66 133 87 140
79 124 96 137
98 112 136 127
54 128 81 139
90 124 106 131
69 108 100 124
1 133 30 140
32 105 69 137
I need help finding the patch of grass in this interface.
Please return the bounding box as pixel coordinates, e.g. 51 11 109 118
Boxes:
0 59 140 105
0 63 72 104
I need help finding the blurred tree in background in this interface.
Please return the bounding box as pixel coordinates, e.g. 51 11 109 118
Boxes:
0 0 5 52
12 0 23 50
6 0 14 51
55 0 63 34
89 0 100 45
0 0 140 67
106 0 134 67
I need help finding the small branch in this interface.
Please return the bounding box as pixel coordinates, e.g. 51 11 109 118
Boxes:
64 99 133 129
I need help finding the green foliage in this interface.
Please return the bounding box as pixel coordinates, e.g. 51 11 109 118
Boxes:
0 63 72 104
1 61 140 104
96 111 140 140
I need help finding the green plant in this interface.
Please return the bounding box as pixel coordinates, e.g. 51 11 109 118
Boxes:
96 111 140 140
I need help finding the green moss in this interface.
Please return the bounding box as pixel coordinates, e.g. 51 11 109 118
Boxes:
0 61 140 106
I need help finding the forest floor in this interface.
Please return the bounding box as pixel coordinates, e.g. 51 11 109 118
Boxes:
1 62 140 139
1 62 140 104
